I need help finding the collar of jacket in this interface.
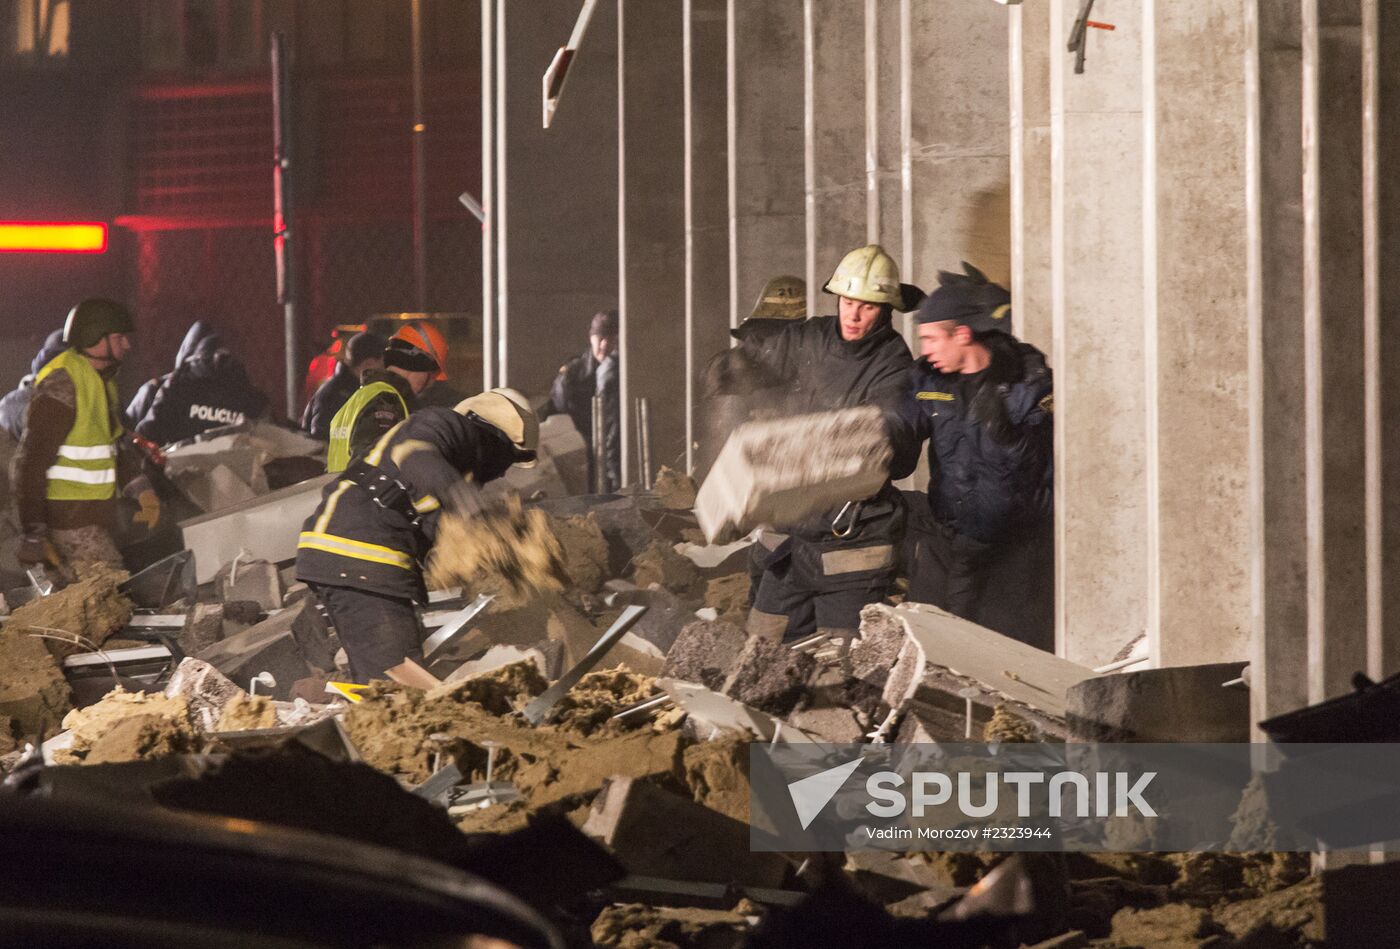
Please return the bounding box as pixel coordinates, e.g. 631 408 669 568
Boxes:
361 367 419 406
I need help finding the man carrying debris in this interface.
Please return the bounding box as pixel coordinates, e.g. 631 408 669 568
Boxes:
296 389 539 682
711 246 918 643
324 334 443 473
549 310 620 492
893 263 1054 648
134 329 271 447
14 298 140 576
301 330 386 438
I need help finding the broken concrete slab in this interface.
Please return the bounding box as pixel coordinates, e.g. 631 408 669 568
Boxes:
533 496 660 579
193 612 313 701
437 644 553 686
658 679 819 744
631 540 700 594
583 775 787 888
650 466 698 511
883 603 1097 721
0 626 74 737
163 657 245 732
178 602 223 657
622 588 692 655
661 620 748 691
1066 662 1251 743
694 406 893 541
216 558 283 612
719 635 817 719
179 473 335 584
547 511 610 593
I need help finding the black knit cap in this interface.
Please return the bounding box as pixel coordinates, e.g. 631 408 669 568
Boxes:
383 336 440 373
915 262 1013 335
344 331 387 367
589 310 618 338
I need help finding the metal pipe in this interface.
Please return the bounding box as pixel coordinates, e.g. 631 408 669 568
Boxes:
592 394 606 493
270 31 298 418
410 0 428 311
638 397 653 490
481 0 495 390
495 0 509 386
633 397 644 488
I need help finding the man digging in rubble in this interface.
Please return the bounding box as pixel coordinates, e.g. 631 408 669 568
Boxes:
296 388 539 682
708 245 918 644
892 263 1054 648
14 299 142 579
324 333 443 473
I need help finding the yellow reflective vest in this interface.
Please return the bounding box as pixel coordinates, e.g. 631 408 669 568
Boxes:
326 380 408 473
34 349 121 501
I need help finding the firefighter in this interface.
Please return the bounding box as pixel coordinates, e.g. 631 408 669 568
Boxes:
324 334 441 473
297 388 538 682
134 329 270 446
713 246 918 643
892 263 1054 649
14 299 139 576
549 310 620 492
301 331 387 438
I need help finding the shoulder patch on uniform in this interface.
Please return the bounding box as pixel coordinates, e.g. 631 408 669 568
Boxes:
916 391 955 402
1038 394 1054 414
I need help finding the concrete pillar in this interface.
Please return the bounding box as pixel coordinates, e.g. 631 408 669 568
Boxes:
489 0 618 399
730 1 806 327
908 0 1010 297
1010 0 1053 355
1143 1 1252 667
1246 0 1309 727
619 0 687 482
1303 0 1367 702
685 0 731 474
1050 0 1148 666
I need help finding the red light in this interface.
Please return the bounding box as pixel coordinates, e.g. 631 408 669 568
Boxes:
0 222 108 253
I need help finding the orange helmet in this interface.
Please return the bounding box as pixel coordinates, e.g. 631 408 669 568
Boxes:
393 321 449 381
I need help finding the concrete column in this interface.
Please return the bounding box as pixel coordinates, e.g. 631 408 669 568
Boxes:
619 0 687 481
805 0 867 302
1010 0 1053 355
730 1 806 327
686 0 731 475
1303 0 1367 702
1247 0 1309 727
1051 0 1148 666
491 0 618 400
1143 1 1252 667
907 0 1010 295
1364 0 1400 679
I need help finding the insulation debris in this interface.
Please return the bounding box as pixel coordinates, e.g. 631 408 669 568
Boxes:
6 562 132 660
0 624 73 737
55 687 194 764
651 466 699 511
548 511 610 593
425 496 567 600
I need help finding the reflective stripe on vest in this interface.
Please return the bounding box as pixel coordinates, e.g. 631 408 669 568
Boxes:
296 530 415 570
326 380 408 474
34 349 120 501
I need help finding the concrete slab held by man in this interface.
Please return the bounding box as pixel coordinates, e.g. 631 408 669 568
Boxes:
296 388 539 682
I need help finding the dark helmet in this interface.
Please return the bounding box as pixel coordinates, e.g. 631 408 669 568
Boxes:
63 298 135 350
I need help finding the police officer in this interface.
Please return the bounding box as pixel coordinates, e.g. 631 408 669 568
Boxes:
297 388 538 682
301 331 387 438
550 310 620 492
134 331 270 446
718 246 917 643
893 263 1053 648
14 299 139 576
324 335 440 473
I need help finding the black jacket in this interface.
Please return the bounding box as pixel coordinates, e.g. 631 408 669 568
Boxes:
729 315 915 544
302 362 361 438
0 330 66 442
893 334 1053 544
296 406 519 601
135 342 270 446
127 321 216 430
550 349 620 492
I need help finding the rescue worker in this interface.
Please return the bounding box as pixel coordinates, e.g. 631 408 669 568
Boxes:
0 330 65 442
549 310 620 492
14 298 138 575
134 330 270 446
301 330 387 438
324 334 439 473
296 388 539 682
711 246 917 643
126 321 216 430
892 262 1054 649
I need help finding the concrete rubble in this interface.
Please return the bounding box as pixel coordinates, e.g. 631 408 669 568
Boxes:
0 429 1358 947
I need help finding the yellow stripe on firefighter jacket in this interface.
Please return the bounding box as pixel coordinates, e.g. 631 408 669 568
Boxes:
34 348 121 501
325 381 408 474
